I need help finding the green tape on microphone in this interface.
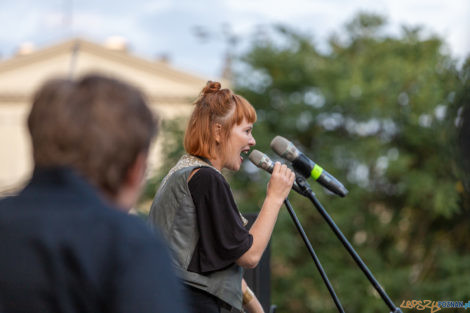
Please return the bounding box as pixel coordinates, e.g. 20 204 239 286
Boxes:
311 164 323 180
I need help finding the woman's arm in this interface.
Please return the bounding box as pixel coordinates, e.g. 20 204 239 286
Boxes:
242 279 264 313
236 162 294 268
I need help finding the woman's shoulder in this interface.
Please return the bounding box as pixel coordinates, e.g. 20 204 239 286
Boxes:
192 166 225 179
189 166 228 187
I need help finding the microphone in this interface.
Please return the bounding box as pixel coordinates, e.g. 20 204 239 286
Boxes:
248 149 305 196
270 136 348 197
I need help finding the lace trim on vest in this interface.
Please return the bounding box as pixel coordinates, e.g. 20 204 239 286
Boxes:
161 154 248 226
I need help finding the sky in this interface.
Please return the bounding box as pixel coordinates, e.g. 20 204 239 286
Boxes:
0 0 469 79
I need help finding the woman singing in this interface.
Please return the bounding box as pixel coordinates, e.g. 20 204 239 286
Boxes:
149 81 294 313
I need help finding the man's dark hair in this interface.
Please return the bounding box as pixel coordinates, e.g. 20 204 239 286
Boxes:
28 74 158 195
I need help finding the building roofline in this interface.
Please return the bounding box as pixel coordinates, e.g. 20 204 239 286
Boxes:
0 38 211 85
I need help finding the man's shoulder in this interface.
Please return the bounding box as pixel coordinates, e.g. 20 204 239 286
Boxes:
104 209 169 249
0 194 32 217
0 195 15 206
0 192 161 245
96 206 153 235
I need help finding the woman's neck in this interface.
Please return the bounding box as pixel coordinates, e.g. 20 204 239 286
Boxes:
193 154 223 171
208 157 223 172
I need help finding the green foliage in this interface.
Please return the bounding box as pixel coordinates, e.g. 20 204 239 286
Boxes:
232 13 470 312
454 58 470 190
138 117 186 214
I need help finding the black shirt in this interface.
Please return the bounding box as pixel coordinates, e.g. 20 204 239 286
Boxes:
0 167 188 313
187 167 253 274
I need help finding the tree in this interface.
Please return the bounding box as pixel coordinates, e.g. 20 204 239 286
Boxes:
232 12 470 312
138 12 470 312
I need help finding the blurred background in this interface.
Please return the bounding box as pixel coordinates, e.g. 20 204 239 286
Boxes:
1 0 469 312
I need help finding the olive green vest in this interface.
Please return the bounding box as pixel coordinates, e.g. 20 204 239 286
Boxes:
149 154 245 311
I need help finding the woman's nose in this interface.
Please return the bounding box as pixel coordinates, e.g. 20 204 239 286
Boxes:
249 135 256 146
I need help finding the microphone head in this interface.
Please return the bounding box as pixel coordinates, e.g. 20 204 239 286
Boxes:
249 149 305 195
270 136 300 161
248 149 274 172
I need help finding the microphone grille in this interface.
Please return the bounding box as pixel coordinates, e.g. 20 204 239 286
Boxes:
271 136 298 161
248 150 273 172
248 149 266 167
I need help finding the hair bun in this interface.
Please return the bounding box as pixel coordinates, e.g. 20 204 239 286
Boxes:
202 81 221 95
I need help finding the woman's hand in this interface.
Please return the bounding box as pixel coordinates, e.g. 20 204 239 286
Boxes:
266 162 295 203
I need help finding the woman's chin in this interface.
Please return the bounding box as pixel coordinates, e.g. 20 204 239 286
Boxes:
226 163 240 172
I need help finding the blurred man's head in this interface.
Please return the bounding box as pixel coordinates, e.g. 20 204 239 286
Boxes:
28 74 158 209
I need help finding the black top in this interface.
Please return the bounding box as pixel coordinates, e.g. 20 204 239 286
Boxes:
187 167 253 274
0 167 189 313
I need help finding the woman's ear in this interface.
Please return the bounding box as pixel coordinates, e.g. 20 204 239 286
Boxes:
213 123 222 144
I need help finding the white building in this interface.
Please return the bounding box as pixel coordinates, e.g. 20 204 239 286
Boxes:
0 38 220 193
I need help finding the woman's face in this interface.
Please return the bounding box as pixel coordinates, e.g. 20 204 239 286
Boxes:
222 118 256 171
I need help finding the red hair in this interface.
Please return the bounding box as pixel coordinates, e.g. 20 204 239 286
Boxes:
184 81 257 159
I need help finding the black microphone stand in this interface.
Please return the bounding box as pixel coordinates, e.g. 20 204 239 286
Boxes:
294 176 402 313
283 198 345 313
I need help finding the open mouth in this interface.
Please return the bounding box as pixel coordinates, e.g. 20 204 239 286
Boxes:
240 149 250 162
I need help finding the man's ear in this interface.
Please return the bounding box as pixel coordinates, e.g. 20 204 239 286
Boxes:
113 151 148 211
213 123 222 144
126 152 148 188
